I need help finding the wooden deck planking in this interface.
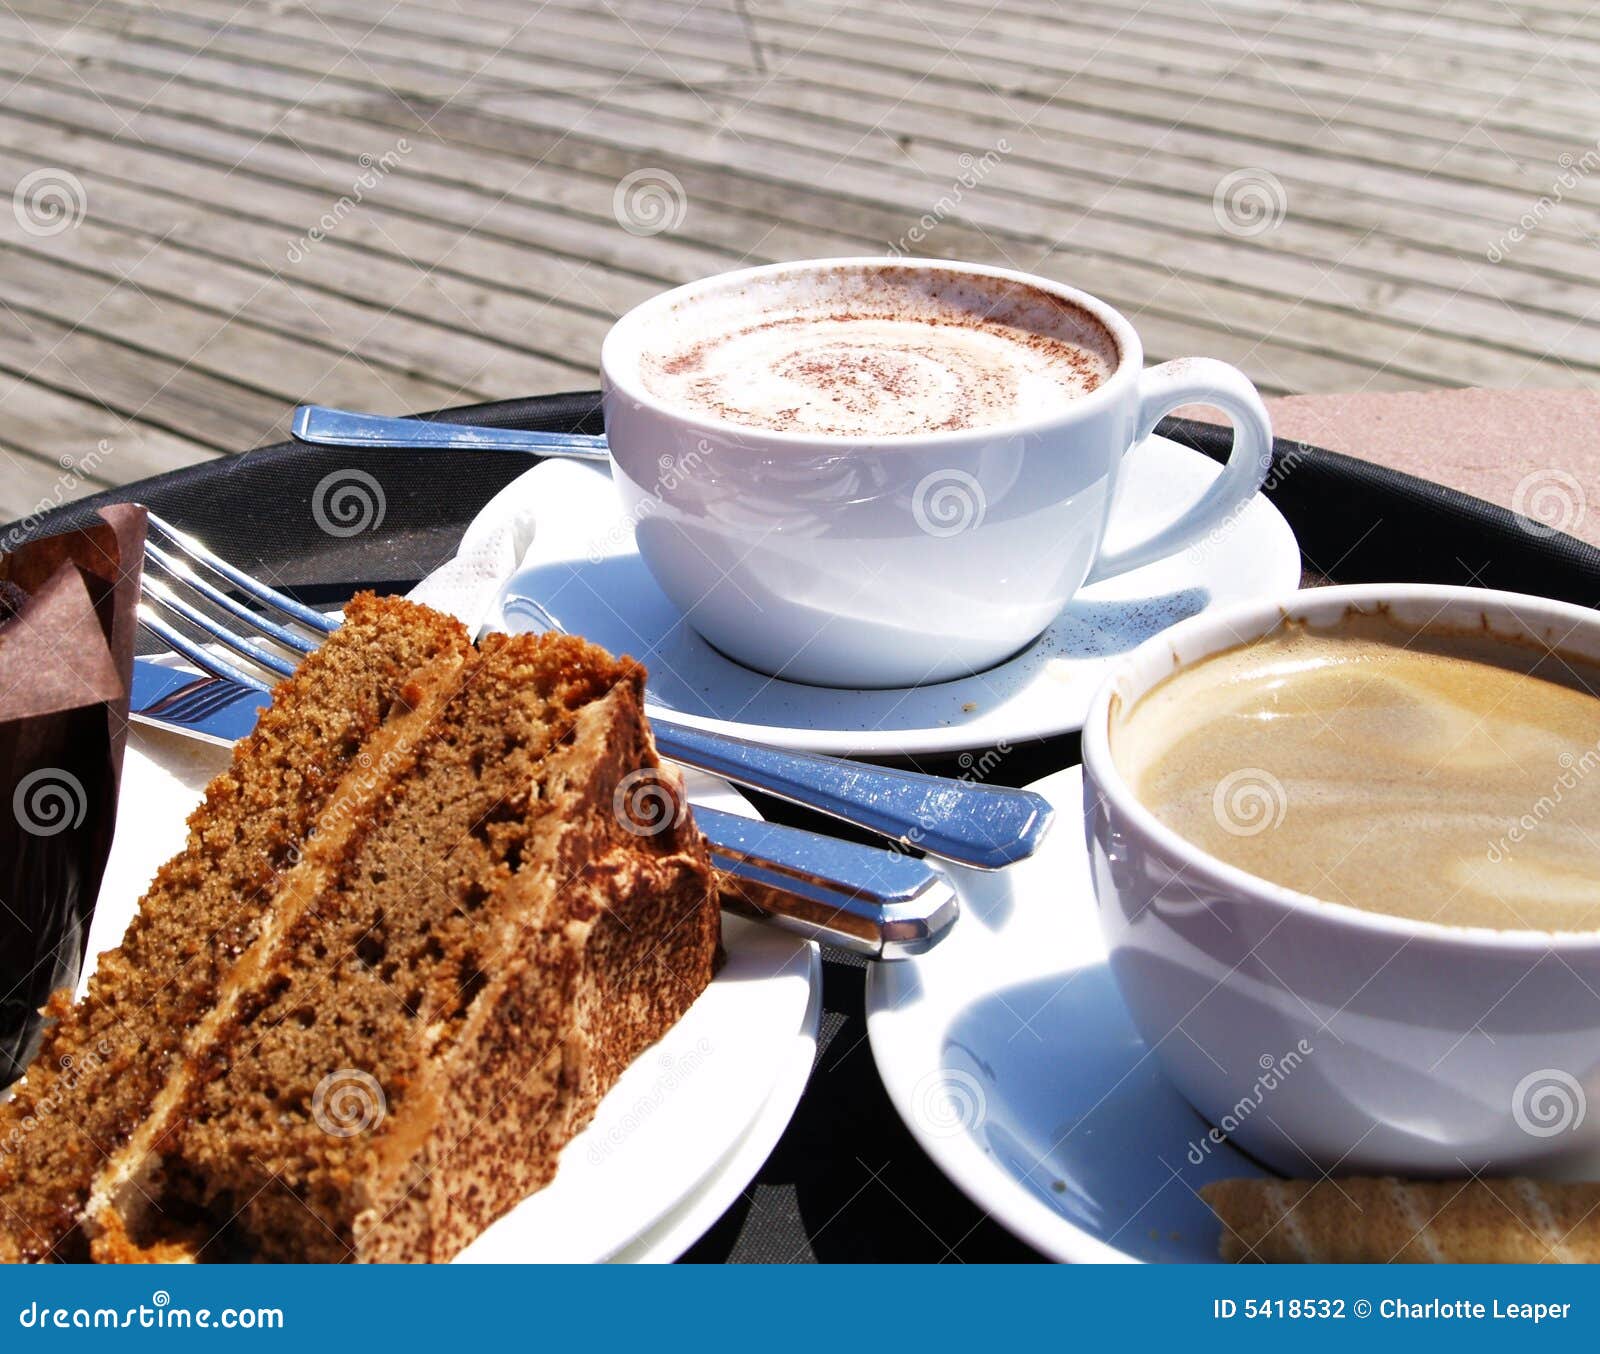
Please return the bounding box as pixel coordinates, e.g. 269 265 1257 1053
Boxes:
3 15 1587 379
1 0 1597 519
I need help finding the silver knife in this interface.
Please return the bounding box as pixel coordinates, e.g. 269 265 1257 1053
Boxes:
131 659 275 746
128 659 957 958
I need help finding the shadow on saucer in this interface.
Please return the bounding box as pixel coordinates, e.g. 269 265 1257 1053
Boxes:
950 864 1019 937
941 962 1262 1262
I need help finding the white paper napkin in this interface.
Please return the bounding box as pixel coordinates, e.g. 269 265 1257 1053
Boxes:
406 458 616 635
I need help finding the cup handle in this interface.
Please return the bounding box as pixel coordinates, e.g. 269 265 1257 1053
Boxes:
1083 358 1274 585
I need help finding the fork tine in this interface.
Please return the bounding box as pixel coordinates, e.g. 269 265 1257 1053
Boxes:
142 574 298 678
137 607 274 692
145 512 339 634
145 539 319 655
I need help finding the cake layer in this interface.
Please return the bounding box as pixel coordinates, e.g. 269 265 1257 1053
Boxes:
0 595 471 1262
83 627 718 1262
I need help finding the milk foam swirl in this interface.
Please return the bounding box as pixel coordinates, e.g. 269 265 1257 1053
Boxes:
639 275 1118 437
1113 618 1600 932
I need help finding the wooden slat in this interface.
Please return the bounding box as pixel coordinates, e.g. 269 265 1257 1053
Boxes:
0 18 1579 394
0 0 1592 519
50 0 1600 204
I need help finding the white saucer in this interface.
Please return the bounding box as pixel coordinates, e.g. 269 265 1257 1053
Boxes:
865 766 1264 1263
486 436 1299 756
87 725 821 1265
612 960 822 1263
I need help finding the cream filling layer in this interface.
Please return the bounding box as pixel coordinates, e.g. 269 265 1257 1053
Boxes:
80 650 469 1258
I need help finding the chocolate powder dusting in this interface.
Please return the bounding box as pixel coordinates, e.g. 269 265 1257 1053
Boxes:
638 266 1120 437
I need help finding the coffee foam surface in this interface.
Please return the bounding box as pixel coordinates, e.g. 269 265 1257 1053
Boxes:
636 267 1119 437
1111 615 1600 932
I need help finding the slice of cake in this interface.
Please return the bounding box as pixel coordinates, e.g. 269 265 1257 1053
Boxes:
0 594 719 1263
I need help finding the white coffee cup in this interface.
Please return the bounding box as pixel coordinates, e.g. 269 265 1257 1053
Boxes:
601 257 1274 688
1082 583 1600 1177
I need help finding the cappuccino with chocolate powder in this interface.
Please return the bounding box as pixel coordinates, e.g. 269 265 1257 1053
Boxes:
637 265 1120 437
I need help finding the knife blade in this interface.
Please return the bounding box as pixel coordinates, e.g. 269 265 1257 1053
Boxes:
131 658 274 746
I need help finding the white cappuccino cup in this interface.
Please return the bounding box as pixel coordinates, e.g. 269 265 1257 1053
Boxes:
601 257 1274 689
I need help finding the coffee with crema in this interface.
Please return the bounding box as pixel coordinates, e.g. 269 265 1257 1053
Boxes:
637 265 1119 437
1111 613 1600 931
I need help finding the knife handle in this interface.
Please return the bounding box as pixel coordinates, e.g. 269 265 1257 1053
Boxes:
696 805 958 960
292 406 610 461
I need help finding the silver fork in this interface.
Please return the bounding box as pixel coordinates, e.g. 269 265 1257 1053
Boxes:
132 513 968 958
136 513 1052 870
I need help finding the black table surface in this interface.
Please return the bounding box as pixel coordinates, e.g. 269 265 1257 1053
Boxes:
15 392 1600 1263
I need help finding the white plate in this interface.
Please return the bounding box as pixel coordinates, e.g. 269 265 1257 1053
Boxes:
612 959 822 1263
86 724 820 1265
487 435 1299 756
865 766 1262 1263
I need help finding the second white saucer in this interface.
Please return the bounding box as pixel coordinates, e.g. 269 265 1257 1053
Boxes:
865 766 1262 1263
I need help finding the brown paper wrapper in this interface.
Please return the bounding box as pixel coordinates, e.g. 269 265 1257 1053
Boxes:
0 504 145 1084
